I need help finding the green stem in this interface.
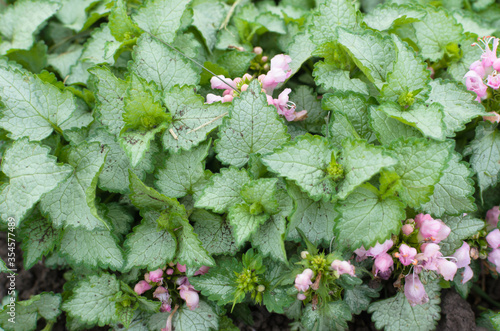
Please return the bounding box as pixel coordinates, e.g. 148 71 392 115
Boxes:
41 320 55 331
103 193 117 204
472 284 500 308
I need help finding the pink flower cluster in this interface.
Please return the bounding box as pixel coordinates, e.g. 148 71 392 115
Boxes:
465 36 500 102
294 268 313 301
133 263 209 313
355 239 394 280
206 54 307 121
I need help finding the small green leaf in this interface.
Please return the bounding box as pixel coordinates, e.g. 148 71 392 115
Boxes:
344 284 380 315
175 219 215 268
287 29 315 78
290 86 327 134
228 204 269 247
313 62 369 95
301 301 352 331
440 215 484 256
63 274 120 327
192 209 239 256
109 0 142 42
192 2 227 51
0 139 72 225
40 142 108 229
309 0 358 45
363 3 424 31
241 178 279 215
369 106 422 145
119 124 165 168
448 34 483 81
325 111 361 150
173 300 219 331
195 167 250 214
334 183 405 251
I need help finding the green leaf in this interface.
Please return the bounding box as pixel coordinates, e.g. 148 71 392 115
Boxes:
89 66 128 136
40 142 108 229
47 45 83 78
421 152 476 217
413 7 464 61
313 62 369 95
380 35 430 103
132 0 190 43
60 226 124 271
189 256 241 306
215 80 289 167
287 182 338 246
427 79 488 137
369 106 422 145
104 202 135 241
195 167 250 214
262 135 333 201
363 3 424 31
289 86 327 134
440 215 484 256
173 300 219 331
109 0 142 42
334 183 405 251
33 292 62 321
337 139 397 200
322 92 376 143
5 41 48 74
131 34 200 93
464 122 500 195
448 34 483 81
378 102 446 141
63 274 120 327
388 138 452 208
123 216 177 271
55 0 94 32
301 301 352 331
228 203 269 247
368 280 441 331
344 284 380 315
192 209 239 256
0 65 92 141
87 128 156 194
325 111 361 150
287 29 315 78
337 28 394 89
216 50 256 78
175 219 215 268
162 85 230 153
19 210 61 269
309 0 358 45
119 124 165 168
241 178 279 214
0 0 60 54
0 139 72 225
192 2 227 51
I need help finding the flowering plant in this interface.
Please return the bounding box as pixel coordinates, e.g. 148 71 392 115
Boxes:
1 0 500 330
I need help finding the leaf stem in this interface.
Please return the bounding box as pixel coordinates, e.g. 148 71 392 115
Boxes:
472 284 500 308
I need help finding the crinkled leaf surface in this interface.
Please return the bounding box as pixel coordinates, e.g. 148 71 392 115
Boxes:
309 0 358 45
173 301 219 331
191 209 238 256
228 203 269 247
313 62 369 95
0 139 72 225
363 3 424 31
301 301 352 331
440 215 484 255
369 106 422 145
192 2 227 51
175 217 215 268
344 284 380 315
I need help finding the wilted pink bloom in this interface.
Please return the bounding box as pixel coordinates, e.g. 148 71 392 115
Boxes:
210 75 236 90
160 302 172 312
194 266 210 276
295 269 314 292
487 74 500 89
177 264 187 273
374 253 394 279
149 269 163 283
331 260 356 276
179 284 200 310
427 66 435 79
222 94 234 102
465 70 488 101
487 229 500 249
489 249 500 273
153 286 171 304
402 224 414 236
297 293 307 300
453 242 471 269
437 259 458 281
367 239 393 258
484 112 500 124
398 244 417 266
470 60 486 78
134 280 152 295
487 206 500 229
462 265 474 284
354 246 368 261
176 276 189 286
404 274 429 306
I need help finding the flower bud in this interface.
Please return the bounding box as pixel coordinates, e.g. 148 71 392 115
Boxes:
402 224 414 236
148 269 164 283
134 280 152 295
297 293 306 301
253 46 263 55
300 251 309 259
194 266 210 276
166 268 174 275
487 229 500 249
261 56 268 62
257 285 265 292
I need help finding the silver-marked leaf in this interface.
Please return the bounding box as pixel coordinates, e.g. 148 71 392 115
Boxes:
309 0 358 45
228 204 269 247
369 106 422 145
313 62 369 95
440 215 485 256
363 3 424 31
173 300 219 331
192 209 238 256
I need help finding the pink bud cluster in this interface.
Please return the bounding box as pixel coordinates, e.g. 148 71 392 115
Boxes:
133 263 209 312
465 36 500 103
206 54 307 121
355 239 394 280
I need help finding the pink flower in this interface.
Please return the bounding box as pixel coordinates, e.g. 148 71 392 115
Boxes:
416 216 450 243
160 302 172 312
437 259 458 281
402 224 414 236
274 88 296 121
374 253 394 279
179 284 200 310
148 269 164 283
494 58 500 71
462 266 474 284
330 260 356 276
210 75 236 90
417 243 443 271
470 60 486 78
489 249 500 273
487 229 500 249
194 266 210 276
297 293 306 301
153 286 171 304
464 70 488 101
487 206 500 229
398 244 417 266
474 37 499 67
177 263 187 273
367 239 393 258
134 280 152 295
259 54 292 94
484 112 500 124
294 269 314 292
354 246 368 262
206 94 223 104
452 242 471 269
404 274 429 306
487 74 500 89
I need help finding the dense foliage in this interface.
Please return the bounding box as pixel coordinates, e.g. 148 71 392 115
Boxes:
1 0 500 330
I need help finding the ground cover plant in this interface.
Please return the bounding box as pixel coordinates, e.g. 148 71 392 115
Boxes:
1 0 500 329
